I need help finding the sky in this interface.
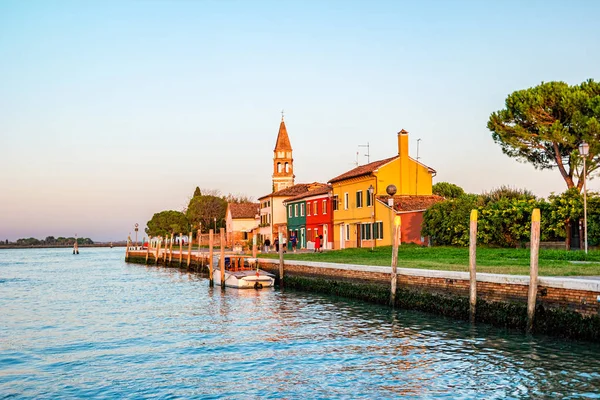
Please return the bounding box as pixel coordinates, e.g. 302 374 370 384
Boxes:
1 0 599 242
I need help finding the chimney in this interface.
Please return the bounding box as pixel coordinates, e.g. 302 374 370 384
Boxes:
398 129 410 195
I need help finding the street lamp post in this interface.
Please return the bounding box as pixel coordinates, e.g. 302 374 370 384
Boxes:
386 184 398 306
579 141 589 254
368 184 375 250
134 223 139 249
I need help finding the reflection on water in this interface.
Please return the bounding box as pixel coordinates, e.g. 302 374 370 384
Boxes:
1 248 599 399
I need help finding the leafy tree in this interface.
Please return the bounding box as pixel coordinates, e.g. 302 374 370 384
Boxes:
224 193 254 203
193 187 202 198
145 210 190 237
432 182 465 199
488 79 600 191
186 195 227 233
480 185 536 205
422 195 479 246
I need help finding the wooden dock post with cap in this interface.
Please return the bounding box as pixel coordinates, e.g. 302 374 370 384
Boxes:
527 208 541 333
469 209 478 323
220 228 225 290
252 229 257 258
278 230 284 289
145 236 151 264
208 229 214 287
187 231 192 268
156 237 161 264
197 228 202 269
390 215 401 307
169 233 174 264
178 232 183 266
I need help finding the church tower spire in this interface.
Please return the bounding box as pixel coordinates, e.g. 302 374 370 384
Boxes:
272 113 295 192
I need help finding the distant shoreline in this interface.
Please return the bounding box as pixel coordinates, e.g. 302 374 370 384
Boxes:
0 244 127 250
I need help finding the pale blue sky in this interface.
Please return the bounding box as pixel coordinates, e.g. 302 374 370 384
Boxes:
1 0 598 241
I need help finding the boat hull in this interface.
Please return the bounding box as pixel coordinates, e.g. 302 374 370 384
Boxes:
213 269 275 289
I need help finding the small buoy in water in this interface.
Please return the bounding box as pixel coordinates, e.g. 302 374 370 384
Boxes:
254 282 263 290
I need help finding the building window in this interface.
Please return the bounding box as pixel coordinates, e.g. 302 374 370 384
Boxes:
313 201 317 215
267 214 271 224
285 162 289 173
345 224 350 240
332 195 339 211
294 204 298 217
356 191 363 208
277 163 282 173
301 203 305 216
375 221 383 239
322 199 327 214
344 193 349 210
366 189 373 207
307 201 312 216
288 206 292 218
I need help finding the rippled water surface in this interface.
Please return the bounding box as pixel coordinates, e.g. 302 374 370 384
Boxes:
1 248 600 399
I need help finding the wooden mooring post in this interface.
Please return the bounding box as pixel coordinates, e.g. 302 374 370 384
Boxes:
155 237 161 264
208 229 214 287
469 210 478 323
162 236 168 263
169 233 174 264
178 232 183 266
125 238 130 261
220 228 225 291
252 231 257 258
278 230 284 289
187 231 192 268
390 215 401 307
145 236 151 264
197 228 202 269
527 208 541 333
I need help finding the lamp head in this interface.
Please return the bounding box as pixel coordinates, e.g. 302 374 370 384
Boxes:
579 141 589 156
386 184 397 196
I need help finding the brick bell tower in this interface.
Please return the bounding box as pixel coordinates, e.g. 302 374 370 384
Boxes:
272 114 295 192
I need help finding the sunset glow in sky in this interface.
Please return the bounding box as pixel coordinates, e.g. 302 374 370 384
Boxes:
1 0 599 241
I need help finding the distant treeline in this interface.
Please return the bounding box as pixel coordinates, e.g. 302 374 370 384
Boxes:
3 236 95 246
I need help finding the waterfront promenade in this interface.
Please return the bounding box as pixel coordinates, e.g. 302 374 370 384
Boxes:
125 247 600 342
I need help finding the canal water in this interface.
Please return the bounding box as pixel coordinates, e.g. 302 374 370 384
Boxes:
1 248 599 399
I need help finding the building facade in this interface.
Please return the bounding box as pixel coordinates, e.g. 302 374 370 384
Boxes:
225 202 260 247
328 129 439 248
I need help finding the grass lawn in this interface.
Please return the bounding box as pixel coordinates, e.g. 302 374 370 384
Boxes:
259 245 600 276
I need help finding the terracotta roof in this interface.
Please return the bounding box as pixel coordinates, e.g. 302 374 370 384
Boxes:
259 182 326 201
377 195 444 212
228 202 260 219
274 119 292 151
284 184 330 202
328 156 398 183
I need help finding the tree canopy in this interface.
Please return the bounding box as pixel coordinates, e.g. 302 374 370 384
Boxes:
145 210 190 237
432 182 465 199
488 79 600 191
186 195 227 232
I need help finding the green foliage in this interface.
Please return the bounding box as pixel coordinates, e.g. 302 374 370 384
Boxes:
422 195 479 246
186 195 227 232
192 187 202 198
480 185 536 205
432 182 465 199
488 79 600 190
145 210 190 237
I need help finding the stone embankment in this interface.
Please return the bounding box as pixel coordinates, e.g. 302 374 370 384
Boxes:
125 249 600 342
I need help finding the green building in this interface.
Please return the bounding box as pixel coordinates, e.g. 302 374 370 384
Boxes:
284 198 306 249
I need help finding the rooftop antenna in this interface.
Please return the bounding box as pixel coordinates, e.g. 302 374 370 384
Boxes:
415 138 422 195
359 142 370 164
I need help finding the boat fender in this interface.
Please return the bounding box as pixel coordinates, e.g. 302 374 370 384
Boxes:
254 282 263 290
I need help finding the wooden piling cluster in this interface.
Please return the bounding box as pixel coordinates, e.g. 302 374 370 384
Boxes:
464 207 542 331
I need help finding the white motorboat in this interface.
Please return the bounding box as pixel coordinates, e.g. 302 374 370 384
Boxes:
213 257 275 289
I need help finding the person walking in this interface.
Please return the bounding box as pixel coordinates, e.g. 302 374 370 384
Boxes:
314 234 321 253
274 238 280 253
290 232 297 252
264 238 271 253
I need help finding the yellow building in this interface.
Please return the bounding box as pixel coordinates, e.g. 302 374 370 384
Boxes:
328 129 441 249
